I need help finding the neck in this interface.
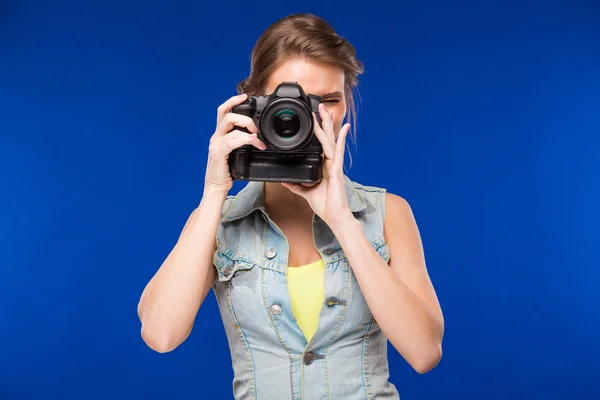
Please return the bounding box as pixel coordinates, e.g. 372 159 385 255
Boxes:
263 181 313 220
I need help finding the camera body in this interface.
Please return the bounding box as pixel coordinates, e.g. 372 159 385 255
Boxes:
228 82 324 183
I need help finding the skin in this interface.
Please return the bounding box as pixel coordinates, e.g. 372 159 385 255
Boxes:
261 58 349 267
138 58 444 374
259 58 445 373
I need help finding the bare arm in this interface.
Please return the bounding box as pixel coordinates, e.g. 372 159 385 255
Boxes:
330 193 443 374
137 92 266 353
137 188 229 353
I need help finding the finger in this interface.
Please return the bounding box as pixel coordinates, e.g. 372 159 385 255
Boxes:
281 182 309 197
328 111 335 138
313 112 335 159
312 112 335 159
332 123 350 173
216 93 248 126
218 130 259 156
223 130 266 151
216 112 259 137
319 103 335 139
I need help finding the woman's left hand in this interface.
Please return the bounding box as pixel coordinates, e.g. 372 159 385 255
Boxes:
281 103 355 231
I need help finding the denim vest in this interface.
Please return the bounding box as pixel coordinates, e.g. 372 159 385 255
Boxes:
211 174 400 399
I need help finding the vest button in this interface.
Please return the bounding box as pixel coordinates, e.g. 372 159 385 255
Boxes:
326 296 347 307
270 304 282 315
265 247 277 259
303 352 315 365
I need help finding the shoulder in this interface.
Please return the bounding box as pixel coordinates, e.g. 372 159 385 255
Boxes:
384 192 412 219
348 178 410 212
346 177 387 215
349 176 414 231
383 191 419 239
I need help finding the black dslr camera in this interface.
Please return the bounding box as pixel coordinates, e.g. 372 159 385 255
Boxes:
228 82 324 183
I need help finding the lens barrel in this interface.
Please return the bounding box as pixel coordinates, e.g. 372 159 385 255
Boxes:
260 98 313 151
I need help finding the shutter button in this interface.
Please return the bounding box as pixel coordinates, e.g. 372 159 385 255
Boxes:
270 304 282 315
265 248 277 259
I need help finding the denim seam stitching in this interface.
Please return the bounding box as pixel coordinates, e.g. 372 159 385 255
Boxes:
218 243 286 273
380 189 387 229
362 318 377 400
312 214 331 400
324 259 351 400
260 219 296 400
227 280 256 400
352 183 386 193
221 196 237 220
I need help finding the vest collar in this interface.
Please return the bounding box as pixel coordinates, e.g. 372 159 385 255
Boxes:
222 174 367 223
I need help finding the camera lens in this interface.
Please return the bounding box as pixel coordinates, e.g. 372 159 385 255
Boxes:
273 109 300 137
260 98 313 151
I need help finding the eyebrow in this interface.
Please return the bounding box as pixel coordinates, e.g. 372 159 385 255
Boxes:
320 91 343 97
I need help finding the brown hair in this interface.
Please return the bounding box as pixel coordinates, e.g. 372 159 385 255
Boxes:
237 13 364 168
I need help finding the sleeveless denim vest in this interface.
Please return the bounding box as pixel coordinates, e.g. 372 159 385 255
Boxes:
211 174 400 400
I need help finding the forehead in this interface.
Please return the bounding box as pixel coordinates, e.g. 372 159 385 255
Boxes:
265 58 345 96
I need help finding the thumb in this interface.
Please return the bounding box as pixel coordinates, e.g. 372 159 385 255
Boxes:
281 182 309 197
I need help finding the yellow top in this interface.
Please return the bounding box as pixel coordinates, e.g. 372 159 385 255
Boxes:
287 258 325 343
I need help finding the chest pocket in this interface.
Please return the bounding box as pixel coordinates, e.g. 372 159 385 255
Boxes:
212 246 266 332
324 236 391 270
212 248 257 283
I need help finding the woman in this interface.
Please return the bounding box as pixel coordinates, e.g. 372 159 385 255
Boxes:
138 13 444 399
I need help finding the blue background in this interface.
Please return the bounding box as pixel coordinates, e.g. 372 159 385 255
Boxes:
1 0 598 399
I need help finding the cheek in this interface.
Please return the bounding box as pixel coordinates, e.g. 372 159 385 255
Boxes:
323 104 345 131
333 103 346 132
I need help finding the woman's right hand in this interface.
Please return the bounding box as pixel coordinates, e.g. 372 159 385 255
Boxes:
204 93 267 195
